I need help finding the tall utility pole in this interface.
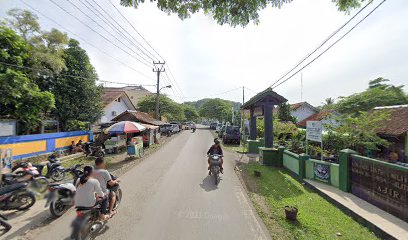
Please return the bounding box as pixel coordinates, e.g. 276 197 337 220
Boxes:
241 86 245 149
153 61 165 119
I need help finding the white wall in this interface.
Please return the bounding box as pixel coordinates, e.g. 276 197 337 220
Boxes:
100 97 132 123
291 105 317 122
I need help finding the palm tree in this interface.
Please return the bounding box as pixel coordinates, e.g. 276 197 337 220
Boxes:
322 97 335 109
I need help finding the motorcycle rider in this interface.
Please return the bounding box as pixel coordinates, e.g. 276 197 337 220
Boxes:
94 157 120 218
74 166 108 220
207 138 224 175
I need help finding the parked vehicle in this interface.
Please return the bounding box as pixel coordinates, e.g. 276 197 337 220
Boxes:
31 155 66 182
2 166 49 193
169 122 182 131
182 122 190 130
45 182 76 218
0 214 11 231
64 164 84 185
160 124 174 137
104 135 127 154
215 123 223 133
0 183 36 211
84 142 105 158
70 177 121 240
218 125 226 138
209 154 222 185
169 124 179 133
222 126 240 144
210 122 218 130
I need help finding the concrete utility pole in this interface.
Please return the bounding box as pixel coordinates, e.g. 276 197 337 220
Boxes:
153 61 165 119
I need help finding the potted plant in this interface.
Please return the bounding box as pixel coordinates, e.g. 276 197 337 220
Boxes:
284 206 298 221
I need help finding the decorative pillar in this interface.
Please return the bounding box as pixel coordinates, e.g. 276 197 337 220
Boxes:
249 108 257 140
263 104 273 148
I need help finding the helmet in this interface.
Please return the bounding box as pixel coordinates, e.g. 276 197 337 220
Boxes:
214 138 220 144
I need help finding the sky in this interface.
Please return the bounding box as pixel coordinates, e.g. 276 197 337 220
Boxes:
0 0 407 106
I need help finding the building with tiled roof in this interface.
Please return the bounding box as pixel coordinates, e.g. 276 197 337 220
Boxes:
100 89 136 123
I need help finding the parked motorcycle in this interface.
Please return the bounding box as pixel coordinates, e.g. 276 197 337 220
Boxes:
32 155 66 182
64 164 84 185
45 182 76 218
70 178 122 240
84 143 105 158
209 154 222 185
0 183 36 211
0 214 11 231
2 164 49 193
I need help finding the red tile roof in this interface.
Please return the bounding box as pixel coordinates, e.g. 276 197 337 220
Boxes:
297 110 333 128
111 110 166 126
375 106 408 136
291 102 305 111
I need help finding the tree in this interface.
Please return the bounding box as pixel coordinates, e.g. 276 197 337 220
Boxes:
121 0 368 27
138 95 185 121
0 26 54 133
182 104 199 121
321 97 335 110
199 98 232 121
54 39 103 130
5 8 40 40
335 78 408 116
277 103 297 122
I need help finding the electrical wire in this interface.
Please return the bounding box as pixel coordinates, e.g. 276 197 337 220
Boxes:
20 0 155 82
270 0 373 88
272 0 387 89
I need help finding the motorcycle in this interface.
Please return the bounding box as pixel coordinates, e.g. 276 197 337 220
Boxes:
2 164 49 193
32 155 66 182
70 177 122 240
0 214 11 231
0 182 36 211
45 182 76 218
64 164 84 185
209 154 223 185
191 128 196 133
84 143 105 158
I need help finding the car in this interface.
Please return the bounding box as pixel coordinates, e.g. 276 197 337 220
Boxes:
170 124 180 133
169 122 182 131
182 122 190 130
160 124 174 136
218 125 226 138
210 122 218 130
222 126 240 144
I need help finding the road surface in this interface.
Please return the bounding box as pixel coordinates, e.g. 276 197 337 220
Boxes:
23 129 270 240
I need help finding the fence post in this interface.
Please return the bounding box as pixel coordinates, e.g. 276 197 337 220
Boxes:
339 149 356 192
298 153 309 179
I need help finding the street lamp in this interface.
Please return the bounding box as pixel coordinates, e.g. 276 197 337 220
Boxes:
155 85 172 120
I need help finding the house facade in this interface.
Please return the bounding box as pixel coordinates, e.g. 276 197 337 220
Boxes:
290 102 319 123
100 90 136 123
104 86 153 109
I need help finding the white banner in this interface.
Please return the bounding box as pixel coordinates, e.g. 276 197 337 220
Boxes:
306 121 322 143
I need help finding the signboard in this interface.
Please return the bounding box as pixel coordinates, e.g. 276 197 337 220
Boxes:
0 148 12 174
253 106 264 117
351 156 408 222
306 121 322 143
314 162 330 183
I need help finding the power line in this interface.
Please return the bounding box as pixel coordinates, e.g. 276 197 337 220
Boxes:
105 0 164 61
20 0 155 82
273 0 387 89
0 61 153 87
168 86 243 99
65 0 153 66
270 0 373 88
48 0 152 69
82 0 156 62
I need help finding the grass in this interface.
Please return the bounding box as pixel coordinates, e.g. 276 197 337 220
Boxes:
242 163 378 240
222 143 248 153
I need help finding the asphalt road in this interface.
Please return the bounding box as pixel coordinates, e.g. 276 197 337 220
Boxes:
25 129 270 240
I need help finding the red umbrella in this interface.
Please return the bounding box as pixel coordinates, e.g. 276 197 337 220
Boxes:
104 121 146 134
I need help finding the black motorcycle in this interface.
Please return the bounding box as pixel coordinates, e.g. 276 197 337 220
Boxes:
0 183 36 211
209 154 222 185
0 214 11 231
84 143 105 158
32 155 66 182
46 182 76 218
64 164 84 185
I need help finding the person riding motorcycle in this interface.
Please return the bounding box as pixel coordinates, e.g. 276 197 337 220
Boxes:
94 157 119 218
207 138 224 175
74 166 108 221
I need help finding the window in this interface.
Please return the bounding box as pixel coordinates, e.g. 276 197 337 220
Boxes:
112 111 117 116
116 97 121 102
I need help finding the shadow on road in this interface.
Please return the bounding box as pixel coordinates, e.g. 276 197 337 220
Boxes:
199 175 219 192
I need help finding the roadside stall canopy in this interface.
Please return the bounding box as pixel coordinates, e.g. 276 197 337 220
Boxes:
104 121 146 134
141 123 160 130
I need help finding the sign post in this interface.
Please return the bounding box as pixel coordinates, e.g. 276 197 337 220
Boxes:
306 121 323 161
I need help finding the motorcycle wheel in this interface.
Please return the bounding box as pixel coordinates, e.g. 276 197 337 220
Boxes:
113 188 122 211
94 150 104 158
214 173 218 185
51 170 66 182
138 148 144 158
15 192 36 211
28 178 49 193
72 218 93 240
0 218 12 231
50 199 69 217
